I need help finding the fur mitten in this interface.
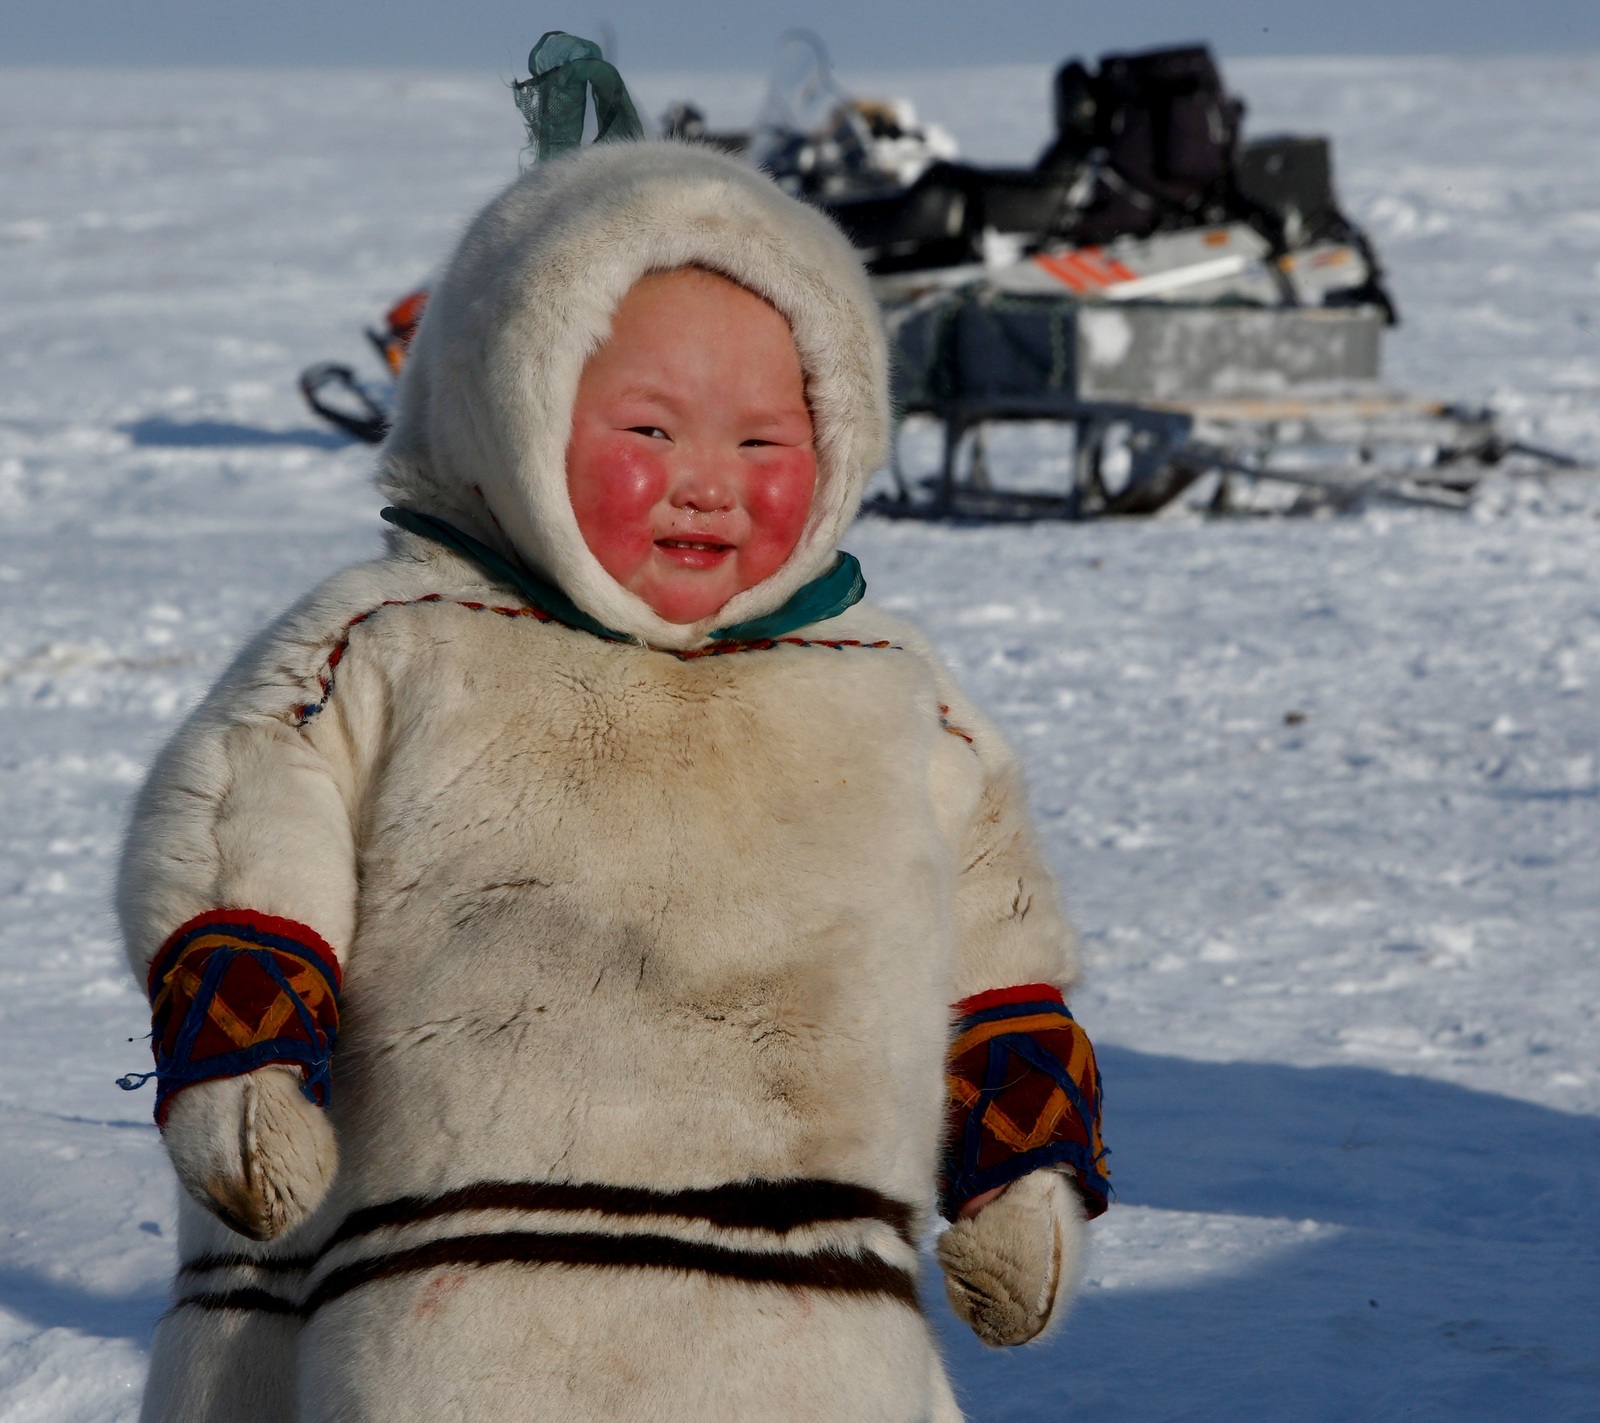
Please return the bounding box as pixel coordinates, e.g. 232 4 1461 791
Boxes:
161 1065 337 1241
936 1169 1085 1347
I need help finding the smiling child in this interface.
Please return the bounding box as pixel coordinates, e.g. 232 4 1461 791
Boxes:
121 141 1107 1423
565 267 818 625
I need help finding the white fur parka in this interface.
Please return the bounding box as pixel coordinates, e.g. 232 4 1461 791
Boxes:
121 142 1087 1423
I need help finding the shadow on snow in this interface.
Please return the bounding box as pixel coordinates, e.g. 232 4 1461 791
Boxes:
121 417 347 450
0 1264 165 1343
934 1047 1600 1423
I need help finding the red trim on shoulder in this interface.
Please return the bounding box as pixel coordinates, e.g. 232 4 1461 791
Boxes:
147 908 343 994
292 596 908 724
953 982 1066 1018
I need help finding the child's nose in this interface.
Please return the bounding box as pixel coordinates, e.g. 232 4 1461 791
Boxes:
669 460 736 514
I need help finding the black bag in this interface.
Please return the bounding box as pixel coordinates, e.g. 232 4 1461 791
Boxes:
1234 135 1342 244
1038 45 1245 244
829 41 1248 271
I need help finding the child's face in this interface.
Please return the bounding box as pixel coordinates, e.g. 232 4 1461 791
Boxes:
566 268 817 625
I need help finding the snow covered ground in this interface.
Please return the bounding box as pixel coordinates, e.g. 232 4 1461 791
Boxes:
2 54 1598 1421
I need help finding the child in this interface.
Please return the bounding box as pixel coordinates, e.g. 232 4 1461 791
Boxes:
121 140 1108 1422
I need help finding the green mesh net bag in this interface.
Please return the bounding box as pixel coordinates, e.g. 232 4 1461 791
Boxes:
513 31 644 163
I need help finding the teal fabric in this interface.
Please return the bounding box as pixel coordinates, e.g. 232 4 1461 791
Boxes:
513 32 644 163
381 507 866 647
709 551 865 642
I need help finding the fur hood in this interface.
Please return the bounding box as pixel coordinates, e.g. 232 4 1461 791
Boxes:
378 141 890 652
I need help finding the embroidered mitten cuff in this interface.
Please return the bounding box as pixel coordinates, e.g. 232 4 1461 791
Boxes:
940 983 1109 1220
140 909 343 1126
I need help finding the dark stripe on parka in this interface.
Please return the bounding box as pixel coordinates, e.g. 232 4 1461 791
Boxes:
173 1176 922 1314
179 1251 317 1278
172 1286 303 1317
176 1228 920 1318
178 1176 917 1282
324 1176 920 1251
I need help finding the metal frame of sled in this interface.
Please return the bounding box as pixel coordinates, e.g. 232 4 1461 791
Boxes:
868 390 1560 520
865 295 1583 520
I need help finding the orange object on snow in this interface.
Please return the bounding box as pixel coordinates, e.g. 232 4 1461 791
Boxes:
372 288 430 374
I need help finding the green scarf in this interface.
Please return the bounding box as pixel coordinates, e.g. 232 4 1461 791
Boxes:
381 507 866 646
512 32 644 164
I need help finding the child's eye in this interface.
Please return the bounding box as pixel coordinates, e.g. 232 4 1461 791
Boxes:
740 438 774 447
627 426 669 440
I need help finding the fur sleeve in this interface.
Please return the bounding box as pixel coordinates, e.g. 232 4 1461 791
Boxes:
935 682 1078 1002
930 672 1108 1223
834 607 1078 998
115 556 412 982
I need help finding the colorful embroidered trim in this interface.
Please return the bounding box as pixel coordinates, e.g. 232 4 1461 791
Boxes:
294 594 536 725
938 702 976 745
940 983 1110 1220
673 634 901 661
293 596 904 725
132 910 343 1126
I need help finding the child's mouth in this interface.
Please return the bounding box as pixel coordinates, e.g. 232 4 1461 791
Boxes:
655 537 734 570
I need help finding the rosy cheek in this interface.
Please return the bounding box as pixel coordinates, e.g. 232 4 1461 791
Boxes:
739 449 818 584
567 434 669 584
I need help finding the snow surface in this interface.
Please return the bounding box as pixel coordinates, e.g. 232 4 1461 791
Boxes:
2 56 1598 1421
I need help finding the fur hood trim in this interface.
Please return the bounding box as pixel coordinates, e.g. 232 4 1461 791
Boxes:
377 141 889 652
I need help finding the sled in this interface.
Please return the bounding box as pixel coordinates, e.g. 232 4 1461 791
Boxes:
870 384 1559 521
869 286 1578 519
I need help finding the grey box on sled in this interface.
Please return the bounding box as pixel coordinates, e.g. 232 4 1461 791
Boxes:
887 297 1384 413
1077 305 1383 401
